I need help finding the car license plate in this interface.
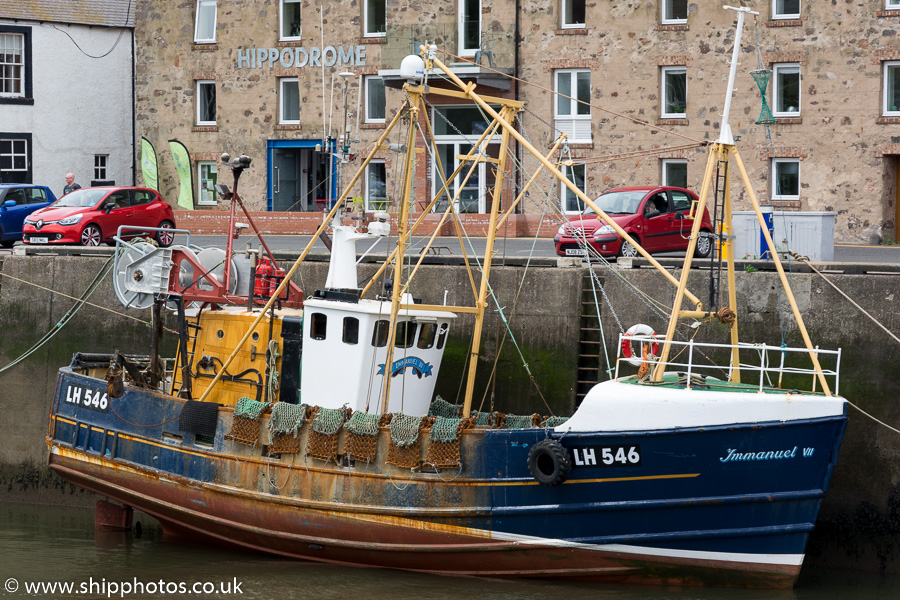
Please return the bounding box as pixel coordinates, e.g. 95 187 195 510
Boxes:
565 248 586 256
30 237 48 244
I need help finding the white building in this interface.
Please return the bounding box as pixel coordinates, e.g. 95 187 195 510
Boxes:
0 1 134 197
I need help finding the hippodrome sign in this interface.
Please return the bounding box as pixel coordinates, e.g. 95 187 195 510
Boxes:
237 45 367 69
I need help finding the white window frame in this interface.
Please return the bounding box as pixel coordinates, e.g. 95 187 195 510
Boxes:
193 0 217 43
661 66 687 118
771 158 800 201
458 0 481 57
0 137 28 179
365 160 387 211
661 159 687 188
883 61 900 116
196 80 216 126
279 77 300 124
888 0 900 8
93 155 108 181
561 163 586 214
197 161 218 206
364 0 387 38
772 0 800 20
554 69 592 144
561 0 585 29
661 0 687 25
279 0 302 40
772 63 801 117
0 32 25 98
364 76 385 123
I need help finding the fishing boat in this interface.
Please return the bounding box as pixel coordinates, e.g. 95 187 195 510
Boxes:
46 7 847 588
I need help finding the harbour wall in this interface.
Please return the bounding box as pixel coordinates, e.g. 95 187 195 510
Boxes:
1 252 899 572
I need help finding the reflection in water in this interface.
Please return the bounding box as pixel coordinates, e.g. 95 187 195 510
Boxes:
0 502 896 600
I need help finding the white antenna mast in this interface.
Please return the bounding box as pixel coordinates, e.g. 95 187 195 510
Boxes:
719 5 759 145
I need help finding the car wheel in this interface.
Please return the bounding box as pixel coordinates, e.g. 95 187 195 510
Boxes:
155 220 175 248
695 230 713 258
619 237 640 258
81 224 102 246
0 240 14 249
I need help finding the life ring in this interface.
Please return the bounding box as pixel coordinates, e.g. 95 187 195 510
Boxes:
527 439 572 487
621 323 659 367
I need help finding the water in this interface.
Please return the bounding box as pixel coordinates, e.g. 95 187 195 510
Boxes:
0 502 897 600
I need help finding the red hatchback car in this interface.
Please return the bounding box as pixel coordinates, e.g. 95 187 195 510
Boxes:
554 186 714 258
23 187 176 247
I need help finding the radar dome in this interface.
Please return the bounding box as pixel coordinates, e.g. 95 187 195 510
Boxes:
399 54 426 83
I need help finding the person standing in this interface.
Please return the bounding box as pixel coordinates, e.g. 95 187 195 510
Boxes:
62 173 81 196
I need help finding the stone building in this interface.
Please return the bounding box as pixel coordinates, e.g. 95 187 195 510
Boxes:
135 0 900 243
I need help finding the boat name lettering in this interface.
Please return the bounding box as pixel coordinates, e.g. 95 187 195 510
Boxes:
719 446 799 463
377 356 433 379
236 46 366 70
64 384 109 413
573 445 641 467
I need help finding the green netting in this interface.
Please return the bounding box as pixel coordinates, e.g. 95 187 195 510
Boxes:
390 413 424 447
429 416 465 443
234 397 271 421
472 410 498 427
428 395 462 418
541 416 570 428
505 414 538 429
311 407 347 436
751 69 777 125
268 402 308 438
345 411 381 437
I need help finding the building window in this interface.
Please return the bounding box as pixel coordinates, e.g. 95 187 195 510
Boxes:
889 0 900 8
0 134 30 183
661 0 687 24
0 27 31 103
561 0 585 28
194 0 217 43
365 76 385 123
884 61 900 116
365 160 387 211
364 0 386 37
280 0 302 39
561 164 586 214
662 159 687 188
661 66 687 118
279 77 300 124
773 63 800 117
458 0 481 56
197 161 217 206
554 69 591 144
93 155 108 181
772 0 799 19
196 80 216 125
771 158 799 201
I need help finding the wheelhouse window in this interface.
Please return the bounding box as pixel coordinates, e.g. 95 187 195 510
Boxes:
197 161 217 206
436 323 449 350
661 66 687 118
372 319 389 347
417 322 437 349
561 0 585 28
365 160 387 211
772 0 799 19
365 76 385 123
364 0 386 37
395 321 417 348
771 158 799 201
194 0 217 43
554 69 591 144
0 31 26 98
561 163 585 214
343 317 359 345
93 155 108 181
280 0 302 39
279 77 300 124
661 159 687 188
0 134 30 183
773 63 800 117
196 80 216 125
458 0 481 56
310 313 327 340
883 61 900 116
661 0 687 24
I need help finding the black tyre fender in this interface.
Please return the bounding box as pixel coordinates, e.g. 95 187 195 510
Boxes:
527 439 572 486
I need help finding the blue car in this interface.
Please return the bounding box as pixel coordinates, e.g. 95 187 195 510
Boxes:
0 184 57 248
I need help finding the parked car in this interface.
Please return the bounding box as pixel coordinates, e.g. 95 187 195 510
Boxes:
554 186 714 258
0 184 57 248
23 187 176 247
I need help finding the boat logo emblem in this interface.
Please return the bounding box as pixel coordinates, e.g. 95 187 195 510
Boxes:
377 356 433 379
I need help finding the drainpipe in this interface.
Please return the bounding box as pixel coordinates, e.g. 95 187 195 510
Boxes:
131 28 137 185
514 0 521 211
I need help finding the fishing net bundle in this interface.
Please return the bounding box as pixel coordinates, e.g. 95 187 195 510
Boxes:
424 416 472 468
306 406 349 461
225 397 271 445
428 395 462 418
387 413 427 469
267 402 311 454
471 410 501 429
344 411 391 463
541 415 570 428
503 413 541 429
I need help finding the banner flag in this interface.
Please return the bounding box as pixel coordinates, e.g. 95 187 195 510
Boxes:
168 139 194 210
140 137 158 191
